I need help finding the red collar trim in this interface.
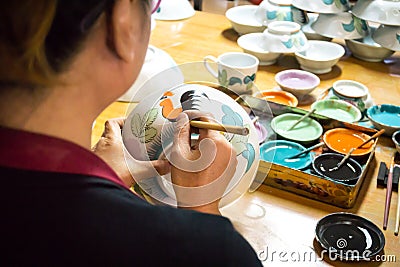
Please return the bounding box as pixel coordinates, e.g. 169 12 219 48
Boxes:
0 126 127 189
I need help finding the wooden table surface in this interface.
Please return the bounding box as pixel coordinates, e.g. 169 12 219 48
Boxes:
92 11 400 266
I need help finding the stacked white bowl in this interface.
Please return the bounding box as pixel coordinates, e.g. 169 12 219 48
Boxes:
293 0 400 62
351 0 400 54
228 0 310 65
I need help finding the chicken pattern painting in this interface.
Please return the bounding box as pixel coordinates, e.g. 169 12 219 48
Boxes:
125 85 259 206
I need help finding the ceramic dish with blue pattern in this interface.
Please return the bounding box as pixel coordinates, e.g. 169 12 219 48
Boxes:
122 84 260 208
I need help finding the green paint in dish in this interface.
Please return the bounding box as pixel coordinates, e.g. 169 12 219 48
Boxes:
271 113 323 143
311 99 362 123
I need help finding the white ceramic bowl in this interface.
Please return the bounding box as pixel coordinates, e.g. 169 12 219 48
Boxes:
237 33 282 65
122 84 260 208
345 26 395 62
372 24 400 52
301 13 332 41
311 12 369 39
292 0 350 13
351 0 400 26
152 0 195 21
226 5 267 35
294 40 345 74
261 21 308 53
119 45 184 102
255 0 309 26
275 69 320 99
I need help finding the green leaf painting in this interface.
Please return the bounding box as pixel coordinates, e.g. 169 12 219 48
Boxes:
228 77 243 86
354 17 368 35
131 108 158 143
218 69 229 87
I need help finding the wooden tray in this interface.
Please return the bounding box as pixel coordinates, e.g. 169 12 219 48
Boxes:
239 95 378 208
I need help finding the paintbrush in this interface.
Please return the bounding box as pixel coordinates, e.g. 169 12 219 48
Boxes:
287 142 325 159
394 163 400 236
286 108 316 131
190 120 249 136
329 129 385 171
384 155 395 230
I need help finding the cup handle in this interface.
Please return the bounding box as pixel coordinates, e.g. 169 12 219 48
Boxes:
203 55 219 78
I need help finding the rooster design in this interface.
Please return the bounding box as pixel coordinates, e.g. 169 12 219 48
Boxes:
159 90 209 121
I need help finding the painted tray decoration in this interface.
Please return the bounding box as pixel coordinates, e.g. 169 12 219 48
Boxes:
122 84 260 208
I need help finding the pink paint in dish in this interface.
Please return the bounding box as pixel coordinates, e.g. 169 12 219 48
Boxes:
275 69 320 98
254 121 268 143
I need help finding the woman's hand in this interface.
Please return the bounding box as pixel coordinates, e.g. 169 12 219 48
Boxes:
92 118 170 188
170 112 238 215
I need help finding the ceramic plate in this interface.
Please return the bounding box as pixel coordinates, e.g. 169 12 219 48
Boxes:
323 128 375 156
271 113 323 144
122 84 260 207
311 99 362 123
260 140 313 170
315 212 385 261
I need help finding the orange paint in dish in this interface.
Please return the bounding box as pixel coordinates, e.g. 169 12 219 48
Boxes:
258 91 298 107
323 128 374 156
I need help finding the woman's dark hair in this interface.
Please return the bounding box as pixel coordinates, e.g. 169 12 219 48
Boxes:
46 0 114 73
0 0 116 88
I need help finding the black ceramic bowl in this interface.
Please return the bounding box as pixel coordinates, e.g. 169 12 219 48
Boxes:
312 153 362 182
315 212 385 261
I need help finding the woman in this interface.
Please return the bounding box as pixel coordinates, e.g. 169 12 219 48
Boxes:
0 1 261 266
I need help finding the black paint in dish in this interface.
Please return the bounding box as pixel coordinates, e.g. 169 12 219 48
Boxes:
312 153 362 182
315 212 385 261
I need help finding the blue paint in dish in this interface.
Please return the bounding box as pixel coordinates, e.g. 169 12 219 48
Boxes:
367 104 400 127
367 104 400 135
260 140 313 170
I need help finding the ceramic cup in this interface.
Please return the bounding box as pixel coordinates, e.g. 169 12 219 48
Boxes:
203 52 259 94
261 21 308 53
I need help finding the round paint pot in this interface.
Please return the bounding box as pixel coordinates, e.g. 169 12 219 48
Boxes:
315 212 385 261
312 153 362 182
260 140 313 170
271 113 323 144
323 128 374 157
